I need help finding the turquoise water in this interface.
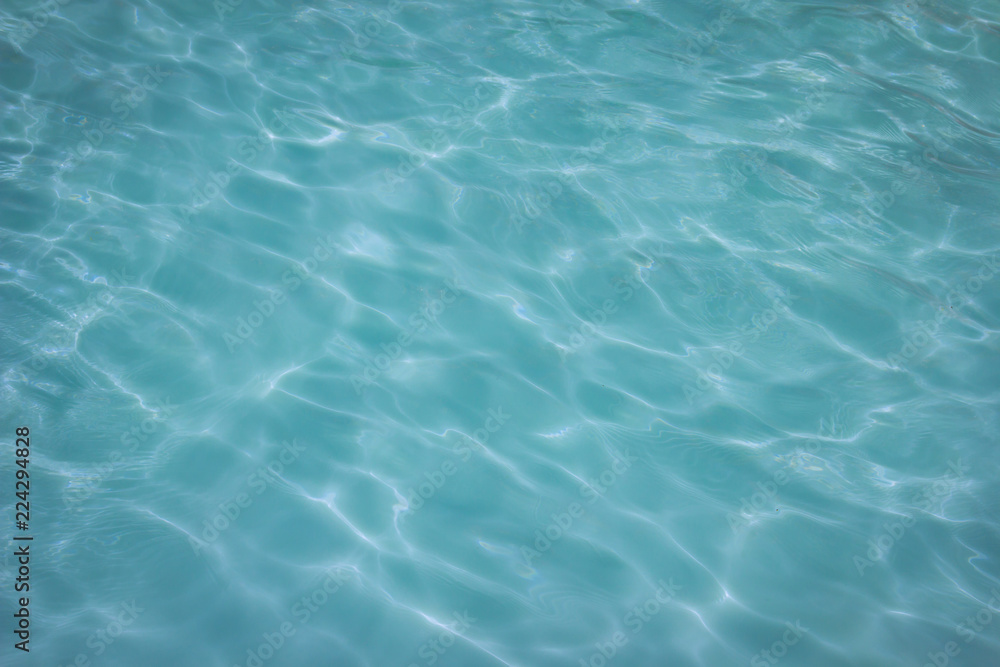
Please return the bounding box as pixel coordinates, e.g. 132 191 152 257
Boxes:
2 0 1000 665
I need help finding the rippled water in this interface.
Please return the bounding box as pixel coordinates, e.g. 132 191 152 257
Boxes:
2 0 1000 665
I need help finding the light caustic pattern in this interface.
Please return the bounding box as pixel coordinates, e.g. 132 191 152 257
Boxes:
2 0 1000 666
